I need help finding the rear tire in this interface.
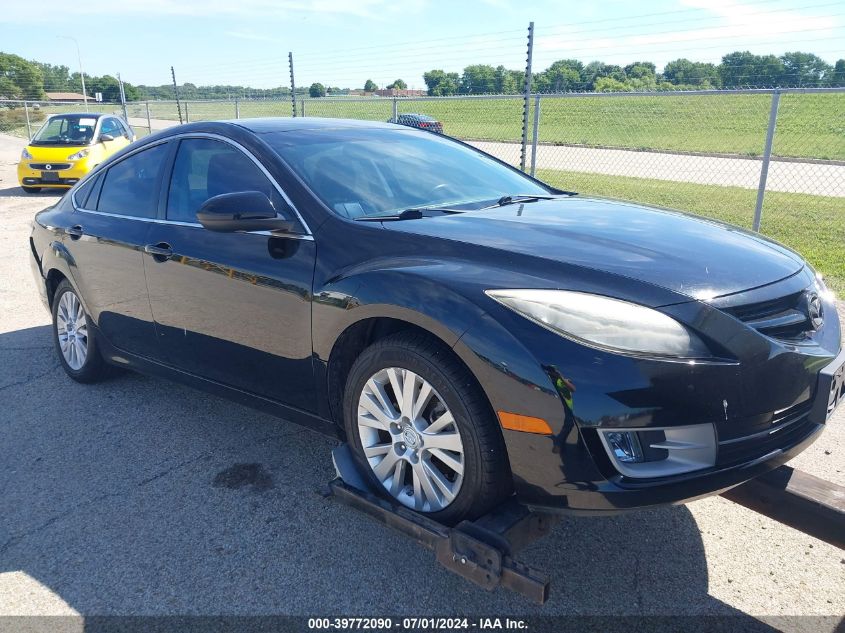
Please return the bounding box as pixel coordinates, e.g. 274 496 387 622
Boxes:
52 280 111 383
21 186 41 194
343 331 511 525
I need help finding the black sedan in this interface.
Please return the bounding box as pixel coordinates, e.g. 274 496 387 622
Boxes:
388 113 444 134
30 118 844 524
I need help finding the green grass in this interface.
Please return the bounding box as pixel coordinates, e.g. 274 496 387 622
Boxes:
537 169 845 293
26 92 845 160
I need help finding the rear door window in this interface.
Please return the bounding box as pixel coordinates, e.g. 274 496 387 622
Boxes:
97 143 168 218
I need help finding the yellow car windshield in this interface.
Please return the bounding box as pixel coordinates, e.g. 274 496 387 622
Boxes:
31 115 98 146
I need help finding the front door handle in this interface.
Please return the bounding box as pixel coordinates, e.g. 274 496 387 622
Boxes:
67 225 83 240
144 242 172 261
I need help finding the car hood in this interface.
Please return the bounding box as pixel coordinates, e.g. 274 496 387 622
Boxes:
382 197 805 300
25 144 91 159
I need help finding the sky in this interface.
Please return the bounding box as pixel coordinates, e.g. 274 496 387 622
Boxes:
1 0 843 90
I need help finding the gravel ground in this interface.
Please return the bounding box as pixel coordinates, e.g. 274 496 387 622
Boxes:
0 133 842 629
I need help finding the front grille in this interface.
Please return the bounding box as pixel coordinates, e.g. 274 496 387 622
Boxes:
723 290 813 340
30 163 71 171
716 404 816 466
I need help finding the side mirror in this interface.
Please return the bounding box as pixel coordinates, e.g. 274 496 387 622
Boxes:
196 191 294 233
99 133 115 142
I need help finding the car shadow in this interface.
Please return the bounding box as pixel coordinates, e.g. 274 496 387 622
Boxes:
0 185 64 198
0 324 781 629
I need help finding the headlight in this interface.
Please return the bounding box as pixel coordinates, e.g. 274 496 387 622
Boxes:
486 289 709 358
67 149 89 160
21 148 33 160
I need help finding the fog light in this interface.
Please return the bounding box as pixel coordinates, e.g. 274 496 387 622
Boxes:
599 423 717 479
604 431 643 463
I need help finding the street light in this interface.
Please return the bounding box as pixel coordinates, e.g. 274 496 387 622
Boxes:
57 35 88 111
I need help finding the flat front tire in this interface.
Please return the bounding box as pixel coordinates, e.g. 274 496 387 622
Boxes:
52 280 110 383
343 331 511 524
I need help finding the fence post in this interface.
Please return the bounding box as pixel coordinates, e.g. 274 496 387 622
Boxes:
289 52 297 117
392 97 398 121
145 100 152 134
520 21 535 172
117 73 129 123
530 94 541 177
753 89 780 232
235 98 240 119
185 101 189 123
24 101 32 140
301 99 305 117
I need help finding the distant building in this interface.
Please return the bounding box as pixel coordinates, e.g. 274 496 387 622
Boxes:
44 92 90 102
374 89 427 97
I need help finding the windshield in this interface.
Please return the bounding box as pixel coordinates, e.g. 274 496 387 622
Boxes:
266 128 549 218
31 115 98 146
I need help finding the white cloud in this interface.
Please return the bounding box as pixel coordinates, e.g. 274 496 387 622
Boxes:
533 0 841 68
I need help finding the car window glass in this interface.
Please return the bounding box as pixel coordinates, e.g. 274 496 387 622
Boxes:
97 143 168 218
74 172 102 208
101 118 120 136
267 128 547 218
166 138 284 224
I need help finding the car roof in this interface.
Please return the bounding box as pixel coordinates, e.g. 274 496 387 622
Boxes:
46 112 106 119
231 117 399 134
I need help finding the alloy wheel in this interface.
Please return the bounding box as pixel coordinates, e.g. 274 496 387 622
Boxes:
357 367 465 512
56 290 88 371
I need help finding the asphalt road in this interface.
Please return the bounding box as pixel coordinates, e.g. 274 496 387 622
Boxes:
0 134 843 629
128 116 845 197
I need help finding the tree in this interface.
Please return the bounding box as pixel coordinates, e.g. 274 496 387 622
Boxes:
593 77 632 92
832 59 845 87
34 62 71 92
661 59 720 87
387 78 407 90
780 51 832 87
460 64 497 94
363 79 377 91
423 69 460 96
581 61 625 90
309 82 326 98
623 61 656 80
719 51 784 88
0 53 45 99
535 59 584 92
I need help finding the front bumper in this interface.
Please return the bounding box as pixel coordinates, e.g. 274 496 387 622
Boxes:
456 273 841 513
17 161 89 189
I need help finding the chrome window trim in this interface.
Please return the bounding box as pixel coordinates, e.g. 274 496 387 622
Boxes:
71 131 313 238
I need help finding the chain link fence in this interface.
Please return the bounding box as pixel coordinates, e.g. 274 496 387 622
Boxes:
3 88 843 290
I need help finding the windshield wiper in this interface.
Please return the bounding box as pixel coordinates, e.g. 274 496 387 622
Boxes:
354 207 464 222
483 192 577 209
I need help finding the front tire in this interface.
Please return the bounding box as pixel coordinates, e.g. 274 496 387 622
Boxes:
21 186 41 194
52 280 110 383
343 331 511 524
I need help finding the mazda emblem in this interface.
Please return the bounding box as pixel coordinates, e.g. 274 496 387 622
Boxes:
45 164 52 170
807 292 823 330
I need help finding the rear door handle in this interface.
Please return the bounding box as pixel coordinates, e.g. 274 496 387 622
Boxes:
144 242 172 260
67 225 83 239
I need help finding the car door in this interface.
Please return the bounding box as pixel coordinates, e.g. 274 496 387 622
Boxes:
143 135 317 411
98 117 131 158
64 141 170 358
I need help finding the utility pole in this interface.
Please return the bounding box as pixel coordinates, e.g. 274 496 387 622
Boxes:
289 52 297 117
171 66 183 125
58 36 88 111
117 73 128 123
520 21 534 172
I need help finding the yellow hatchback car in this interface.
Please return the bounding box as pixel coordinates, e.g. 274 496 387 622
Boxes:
18 113 135 193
